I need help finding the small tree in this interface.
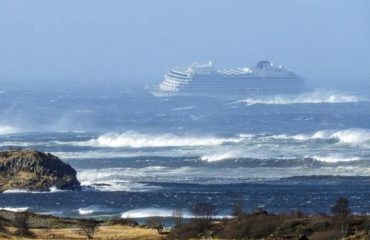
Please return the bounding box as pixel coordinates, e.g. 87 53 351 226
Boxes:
192 202 216 230
231 195 245 217
79 220 99 239
14 211 32 237
331 196 351 240
172 208 183 226
146 217 164 234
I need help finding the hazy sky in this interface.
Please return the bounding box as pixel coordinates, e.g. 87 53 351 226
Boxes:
0 0 369 86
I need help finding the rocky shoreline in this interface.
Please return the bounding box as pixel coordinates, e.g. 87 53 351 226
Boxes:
0 150 80 192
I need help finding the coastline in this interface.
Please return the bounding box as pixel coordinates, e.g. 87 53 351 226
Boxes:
0 206 369 240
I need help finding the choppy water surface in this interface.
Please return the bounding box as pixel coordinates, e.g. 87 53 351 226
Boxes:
1 86 370 219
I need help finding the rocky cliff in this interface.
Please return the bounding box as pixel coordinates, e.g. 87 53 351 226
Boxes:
0 150 81 192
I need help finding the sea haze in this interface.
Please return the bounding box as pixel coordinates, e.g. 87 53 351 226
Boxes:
1 85 370 219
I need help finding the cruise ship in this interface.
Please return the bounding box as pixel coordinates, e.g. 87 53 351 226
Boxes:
151 61 305 97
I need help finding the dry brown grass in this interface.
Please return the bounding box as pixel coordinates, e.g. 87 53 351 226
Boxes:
0 225 166 240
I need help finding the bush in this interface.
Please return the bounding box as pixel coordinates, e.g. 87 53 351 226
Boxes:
79 220 99 239
310 229 340 240
172 208 183 227
146 217 163 234
220 214 282 239
192 202 216 231
14 212 32 237
167 222 203 239
276 219 304 235
107 218 138 227
303 218 330 235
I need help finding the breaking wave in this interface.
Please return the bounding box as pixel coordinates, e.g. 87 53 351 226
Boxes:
77 168 163 192
237 90 364 105
287 128 370 145
75 131 242 148
312 155 361 163
77 205 113 215
121 208 232 219
201 152 238 162
0 207 29 212
0 124 18 135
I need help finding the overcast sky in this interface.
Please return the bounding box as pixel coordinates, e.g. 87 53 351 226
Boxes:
0 0 369 86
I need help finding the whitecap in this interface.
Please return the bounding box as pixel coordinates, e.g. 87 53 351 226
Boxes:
0 207 29 212
2 189 31 193
77 205 111 215
0 124 18 135
236 89 364 105
201 152 238 162
60 131 242 148
49 186 70 193
121 208 232 219
312 155 361 163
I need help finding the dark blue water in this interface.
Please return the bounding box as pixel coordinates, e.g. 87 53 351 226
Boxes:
1 85 370 218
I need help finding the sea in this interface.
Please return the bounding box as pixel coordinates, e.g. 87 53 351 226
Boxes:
1 83 370 221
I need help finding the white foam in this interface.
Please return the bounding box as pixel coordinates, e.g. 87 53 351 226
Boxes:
2 189 31 193
69 131 242 148
78 168 164 192
313 155 361 163
49 186 69 193
0 124 18 135
304 129 370 145
237 89 364 105
201 152 238 162
269 128 370 146
172 106 195 111
2 188 68 194
77 206 110 215
78 208 94 215
121 208 232 219
0 207 29 212
121 208 178 218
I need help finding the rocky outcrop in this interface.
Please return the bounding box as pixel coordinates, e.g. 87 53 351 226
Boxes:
0 150 81 192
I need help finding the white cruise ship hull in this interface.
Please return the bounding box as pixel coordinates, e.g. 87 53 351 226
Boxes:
152 61 306 98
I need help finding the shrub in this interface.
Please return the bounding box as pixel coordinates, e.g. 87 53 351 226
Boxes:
14 212 32 237
310 229 340 240
146 217 164 234
172 208 183 227
303 218 330 235
192 202 216 231
276 219 304 235
331 196 351 238
167 222 203 240
107 218 138 227
79 219 99 239
220 214 281 239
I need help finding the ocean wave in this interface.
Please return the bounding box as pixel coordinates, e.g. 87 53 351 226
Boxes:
2 189 31 193
121 208 232 219
49 186 70 193
201 152 238 162
312 155 361 163
236 89 364 105
289 128 370 145
78 168 163 192
2 187 68 194
0 207 29 212
69 131 243 148
78 205 113 215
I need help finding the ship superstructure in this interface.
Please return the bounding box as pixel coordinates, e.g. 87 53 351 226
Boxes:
153 61 305 97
